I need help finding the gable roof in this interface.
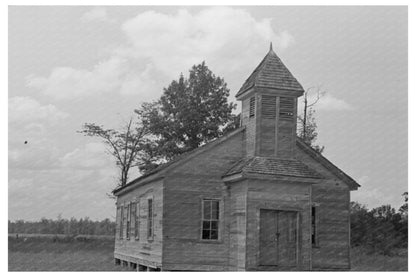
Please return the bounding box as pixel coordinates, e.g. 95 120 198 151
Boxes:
112 127 245 195
236 46 304 97
296 138 360 190
223 156 323 179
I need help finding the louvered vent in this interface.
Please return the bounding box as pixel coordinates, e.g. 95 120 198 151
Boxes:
261 95 277 119
249 97 255 118
279 97 294 120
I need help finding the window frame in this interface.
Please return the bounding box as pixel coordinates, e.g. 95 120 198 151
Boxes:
147 197 154 241
119 204 124 239
126 203 131 240
311 204 320 247
201 199 221 241
134 200 140 240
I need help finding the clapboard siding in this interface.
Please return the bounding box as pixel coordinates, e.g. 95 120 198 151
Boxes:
114 180 163 267
161 131 244 271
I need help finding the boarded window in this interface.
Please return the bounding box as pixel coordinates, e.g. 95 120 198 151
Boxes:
126 203 131 239
249 97 255 118
119 205 124 239
311 206 319 246
147 199 153 239
261 95 277 119
134 201 140 240
202 199 220 240
279 97 295 120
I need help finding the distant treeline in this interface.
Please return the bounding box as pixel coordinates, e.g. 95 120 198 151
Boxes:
350 192 408 255
8 217 116 236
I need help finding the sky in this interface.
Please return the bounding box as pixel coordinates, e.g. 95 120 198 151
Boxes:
8 6 407 221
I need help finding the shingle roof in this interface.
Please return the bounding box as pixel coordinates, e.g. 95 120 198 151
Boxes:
236 46 304 98
223 156 322 179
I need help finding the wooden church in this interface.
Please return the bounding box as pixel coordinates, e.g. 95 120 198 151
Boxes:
112 45 360 271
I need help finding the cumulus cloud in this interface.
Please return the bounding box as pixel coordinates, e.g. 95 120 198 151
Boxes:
9 96 68 125
60 142 113 170
27 7 295 101
316 94 353 111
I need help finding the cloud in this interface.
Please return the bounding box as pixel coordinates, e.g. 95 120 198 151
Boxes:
316 94 354 111
60 142 113 170
27 7 295 101
9 96 68 125
81 7 114 23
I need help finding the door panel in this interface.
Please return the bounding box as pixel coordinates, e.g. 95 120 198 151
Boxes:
259 209 298 267
277 211 298 267
259 210 278 265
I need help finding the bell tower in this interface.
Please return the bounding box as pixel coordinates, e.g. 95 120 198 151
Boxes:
237 43 304 158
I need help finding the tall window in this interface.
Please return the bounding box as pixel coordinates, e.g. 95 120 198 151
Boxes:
119 205 124 239
134 201 140 240
126 203 131 239
202 199 219 240
130 202 136 240
147 199 153 239
311 206 319 246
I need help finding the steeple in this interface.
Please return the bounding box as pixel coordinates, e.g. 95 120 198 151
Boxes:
238 45 304 158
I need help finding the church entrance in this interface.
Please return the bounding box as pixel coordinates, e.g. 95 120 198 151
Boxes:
259 209 299 268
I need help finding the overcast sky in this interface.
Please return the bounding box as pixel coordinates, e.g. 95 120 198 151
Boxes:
8 6 407 221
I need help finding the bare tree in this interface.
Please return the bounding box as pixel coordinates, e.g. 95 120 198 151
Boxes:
297 86 325 153
79 112 153 189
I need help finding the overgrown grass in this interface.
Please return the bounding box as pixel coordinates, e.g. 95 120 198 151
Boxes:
8 234 129 271
350 247 408 271
8 234 408 271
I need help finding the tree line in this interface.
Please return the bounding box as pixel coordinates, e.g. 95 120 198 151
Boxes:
350 192 408 255
8 217 116 236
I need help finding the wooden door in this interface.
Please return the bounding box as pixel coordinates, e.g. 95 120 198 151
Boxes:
259 209 298 267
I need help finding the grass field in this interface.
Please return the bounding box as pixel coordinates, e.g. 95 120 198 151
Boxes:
8 234 408 271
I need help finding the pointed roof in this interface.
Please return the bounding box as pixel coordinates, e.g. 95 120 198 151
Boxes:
236 44 304 98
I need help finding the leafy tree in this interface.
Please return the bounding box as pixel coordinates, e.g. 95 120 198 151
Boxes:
297 86 325 153
140 62 236 164
79 113 153 188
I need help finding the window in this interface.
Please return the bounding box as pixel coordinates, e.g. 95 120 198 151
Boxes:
147 199 153 239
311 206 319 246
249 97 255 118
134 201 140 240
126 203 131 239
202 199 220 240
119 205 124 239
130 202 136 240
279 97 295 120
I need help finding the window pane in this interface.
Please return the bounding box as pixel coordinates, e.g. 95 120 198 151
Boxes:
202 221 210 230
211 201 219 220
210 230 218 240
203 200 211 220
211 221 218 231
202 230 210 240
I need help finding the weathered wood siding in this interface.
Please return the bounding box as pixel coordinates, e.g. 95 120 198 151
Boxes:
245 179 312 271
227 180 248 271
114 179 163 268
295 146 351 270
161 131 244 271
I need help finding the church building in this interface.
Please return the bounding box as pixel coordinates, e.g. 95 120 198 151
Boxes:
112 45 360 271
